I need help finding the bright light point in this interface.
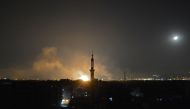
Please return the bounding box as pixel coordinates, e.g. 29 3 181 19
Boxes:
109 97 113 101
79 75 89 81
60 98 70 107
173 36 179 40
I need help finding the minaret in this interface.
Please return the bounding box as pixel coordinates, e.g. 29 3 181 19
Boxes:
90 52 95 81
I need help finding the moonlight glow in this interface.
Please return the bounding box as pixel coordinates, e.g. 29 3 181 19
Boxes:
79 75 89 81
173 36 179 41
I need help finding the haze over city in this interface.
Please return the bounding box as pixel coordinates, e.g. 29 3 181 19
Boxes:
0 0 190 80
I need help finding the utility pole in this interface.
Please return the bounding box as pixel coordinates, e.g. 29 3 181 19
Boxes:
123 72 126 81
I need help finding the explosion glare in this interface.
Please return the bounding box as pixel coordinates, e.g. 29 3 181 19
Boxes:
79 75 89 81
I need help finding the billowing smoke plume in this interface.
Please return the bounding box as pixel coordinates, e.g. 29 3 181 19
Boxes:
0 47 113 80
32 47 70 79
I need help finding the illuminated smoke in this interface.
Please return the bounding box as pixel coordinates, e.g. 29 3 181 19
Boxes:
0 47 113 80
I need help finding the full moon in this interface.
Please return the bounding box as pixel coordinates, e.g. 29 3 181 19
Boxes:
173 36 179 41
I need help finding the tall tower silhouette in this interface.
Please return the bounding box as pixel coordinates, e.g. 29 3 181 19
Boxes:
90 51 95 81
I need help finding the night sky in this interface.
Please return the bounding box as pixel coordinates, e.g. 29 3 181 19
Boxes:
0 0 190 80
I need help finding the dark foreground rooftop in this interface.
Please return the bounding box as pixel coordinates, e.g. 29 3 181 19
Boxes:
0 80 190 109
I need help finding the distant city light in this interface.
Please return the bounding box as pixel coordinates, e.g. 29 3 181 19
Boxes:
3 77 7 80
84 92 88 97
60 98 70 107
109 97 113 101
